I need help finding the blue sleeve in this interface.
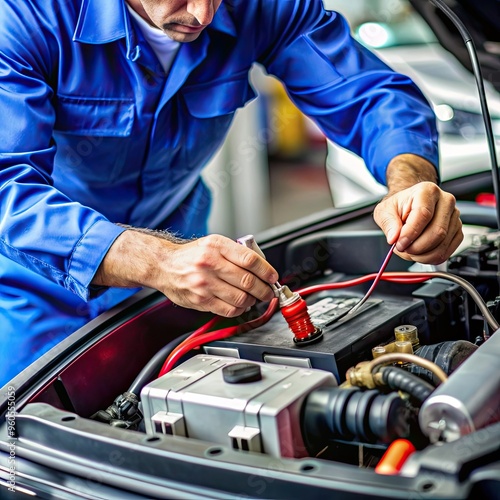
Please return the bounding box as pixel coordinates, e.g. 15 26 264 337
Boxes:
259 1 439 185
0 2 125 301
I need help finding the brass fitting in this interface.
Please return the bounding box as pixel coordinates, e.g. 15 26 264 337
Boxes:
395 325 420 350
345 361 377 389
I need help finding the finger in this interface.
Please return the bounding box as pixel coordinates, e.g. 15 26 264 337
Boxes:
405 202 462 255
396 218 463 264
190 236 276 302
183 236 277 302
373 201 404 245
219 239 279 285
216 262 276 302
195 235 279 284
211 271 264 307
416 226 463 264
212 237 279 301
182 290 256 318
396 186 441 252
178 253 275 305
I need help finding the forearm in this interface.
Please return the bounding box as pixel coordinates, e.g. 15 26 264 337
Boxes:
91 227 185 289
385 154 438 195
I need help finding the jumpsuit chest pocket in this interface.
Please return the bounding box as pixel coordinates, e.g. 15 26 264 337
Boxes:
174 74 258 171
52 95 135 183
180 73 257 118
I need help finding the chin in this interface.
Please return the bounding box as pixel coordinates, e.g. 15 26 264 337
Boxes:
164 29 202 43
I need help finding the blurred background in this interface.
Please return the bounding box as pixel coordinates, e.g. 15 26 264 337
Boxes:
205 0 500 239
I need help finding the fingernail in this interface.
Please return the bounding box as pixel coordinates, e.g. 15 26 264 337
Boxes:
397 236 411 251
270 273 279 284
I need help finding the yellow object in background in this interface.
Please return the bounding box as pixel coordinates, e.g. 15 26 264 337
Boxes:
266 79 308 159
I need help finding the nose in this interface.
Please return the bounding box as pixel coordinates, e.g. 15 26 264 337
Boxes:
187 0 215 26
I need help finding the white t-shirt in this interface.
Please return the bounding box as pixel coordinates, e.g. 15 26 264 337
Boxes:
126 4 180 73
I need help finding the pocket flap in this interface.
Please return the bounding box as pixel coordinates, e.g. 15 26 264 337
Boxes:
182 75 257 118
54 95 135 137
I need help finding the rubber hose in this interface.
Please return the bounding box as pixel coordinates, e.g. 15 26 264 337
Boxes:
379 366 434 405
128 331 192 395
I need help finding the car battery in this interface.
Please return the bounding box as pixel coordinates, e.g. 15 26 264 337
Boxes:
206 292 429 382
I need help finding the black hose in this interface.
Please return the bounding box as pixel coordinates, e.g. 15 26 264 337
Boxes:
429 0 500 230
378 366 434 405
128 331 192 395
301 386 411 454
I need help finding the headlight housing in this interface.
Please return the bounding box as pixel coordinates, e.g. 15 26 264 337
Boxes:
435 104 500 138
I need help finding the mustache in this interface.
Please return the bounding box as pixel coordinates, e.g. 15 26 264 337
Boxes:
162 16 202 30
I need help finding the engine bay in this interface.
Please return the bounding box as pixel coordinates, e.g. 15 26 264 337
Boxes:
2 224 500 499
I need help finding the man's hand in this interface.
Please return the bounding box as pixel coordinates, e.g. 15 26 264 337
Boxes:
373 154 464 265
92 231 278 317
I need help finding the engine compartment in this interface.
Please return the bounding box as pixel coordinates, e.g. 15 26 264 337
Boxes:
2 225 500 499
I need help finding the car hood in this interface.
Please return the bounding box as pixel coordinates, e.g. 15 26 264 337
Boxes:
373 43 500 117
409 0 500 91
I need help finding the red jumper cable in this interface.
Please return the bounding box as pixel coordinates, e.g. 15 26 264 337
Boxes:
237 235 322 345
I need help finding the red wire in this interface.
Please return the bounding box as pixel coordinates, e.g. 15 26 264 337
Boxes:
158 298 279 376
157 273 434 377
297 272 431 297
346 243 396 315
187 315 223 339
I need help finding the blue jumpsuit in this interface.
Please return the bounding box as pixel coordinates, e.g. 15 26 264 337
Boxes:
0 0 439 385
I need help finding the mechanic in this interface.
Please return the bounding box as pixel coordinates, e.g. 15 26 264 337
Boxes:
0 0 463 386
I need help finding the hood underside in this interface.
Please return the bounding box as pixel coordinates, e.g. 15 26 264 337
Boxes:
409 0 500 91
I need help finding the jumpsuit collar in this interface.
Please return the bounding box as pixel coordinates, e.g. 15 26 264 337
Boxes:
73 0 236 60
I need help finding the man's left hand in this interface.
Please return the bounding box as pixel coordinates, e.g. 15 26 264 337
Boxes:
373 155 464 265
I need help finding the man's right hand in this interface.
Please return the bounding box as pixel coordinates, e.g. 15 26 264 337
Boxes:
91 230 279 317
